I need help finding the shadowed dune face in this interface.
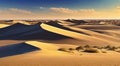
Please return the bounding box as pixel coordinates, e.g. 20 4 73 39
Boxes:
0 23 69 40
64 20 88 26
0 42 40 58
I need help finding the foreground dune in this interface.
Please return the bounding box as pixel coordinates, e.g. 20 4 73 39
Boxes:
0 41 120 66
0 42 40 58
26 41 58 51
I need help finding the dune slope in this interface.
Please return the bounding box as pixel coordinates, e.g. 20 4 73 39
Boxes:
0 24 9 28
41 23 120 45
0 23 68 40
64 25 120 42
0 42 40 58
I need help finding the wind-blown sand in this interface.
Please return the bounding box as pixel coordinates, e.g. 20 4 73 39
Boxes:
0 41 120 66
0 21 120 66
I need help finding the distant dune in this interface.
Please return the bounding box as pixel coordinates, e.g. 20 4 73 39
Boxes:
64 25 120 42
75 25 120 30
41 23 120 46
64 20 88 26
93 30 120 38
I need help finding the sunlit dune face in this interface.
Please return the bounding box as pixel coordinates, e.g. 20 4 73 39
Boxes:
0 24 9 28
41 23 120 46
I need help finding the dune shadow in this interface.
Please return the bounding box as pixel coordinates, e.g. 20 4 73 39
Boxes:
0 43 40 58
0 23 69 40
65 20 88 26
0 22 91 40
91 30 106 34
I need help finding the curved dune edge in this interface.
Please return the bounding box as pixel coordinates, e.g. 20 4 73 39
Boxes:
59 20 120 41
0 24 9 28
41 23 92 41
0 23 68 40
25 41 70 55
25 41 58 51
63 25 120 42
41 23 119 45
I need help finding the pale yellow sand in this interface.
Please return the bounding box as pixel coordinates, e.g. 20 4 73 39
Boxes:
0 41 120 66
41 23 120 45
63 25 120 42
0 23 120 66
0 24 9 28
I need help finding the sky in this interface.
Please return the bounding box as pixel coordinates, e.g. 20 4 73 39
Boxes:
0 0 120 19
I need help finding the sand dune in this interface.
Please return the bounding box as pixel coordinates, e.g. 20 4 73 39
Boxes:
25 41 71 55
0 21 120 66
0 22 119 46
93 30 120 38
26 41 58 51
63 25 120 42
41 23 120 45
0 42 120 66
75 25 120 30
1 22 119 45
0 42 40 58
0 40 62 58
0 23 68 40
0 24 9 28
63 20 88 26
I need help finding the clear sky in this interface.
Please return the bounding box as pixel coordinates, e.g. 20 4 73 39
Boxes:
0 0 120 19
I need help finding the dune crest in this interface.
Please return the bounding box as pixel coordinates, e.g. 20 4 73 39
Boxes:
26 41 58 51
0 23 68 40
41 23 120 45
64 25 120 41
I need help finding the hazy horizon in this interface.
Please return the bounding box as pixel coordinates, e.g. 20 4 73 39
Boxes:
0 0 120 19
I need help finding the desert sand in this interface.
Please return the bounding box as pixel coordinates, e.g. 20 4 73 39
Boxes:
0 20 120 66
0 24 9 28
